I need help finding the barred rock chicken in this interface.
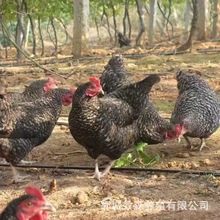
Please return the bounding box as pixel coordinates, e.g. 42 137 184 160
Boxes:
6 77 57 103
99 54 130 94
138 102 174 144
100 55 175 144
68 75 160 180
166 70 220 151
118 32 131 48
0 88 73 183
0 186 55 220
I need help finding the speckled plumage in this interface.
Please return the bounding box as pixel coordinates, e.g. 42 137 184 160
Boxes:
107 75 160 119
68 75 160 161
0 195 33 220
7 79 50 103
99 54 130 94
171 70 220 139
138 102 173 144
0 88 71 165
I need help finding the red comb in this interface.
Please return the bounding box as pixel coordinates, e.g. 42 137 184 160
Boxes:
25 186 45 201
89 77 101 87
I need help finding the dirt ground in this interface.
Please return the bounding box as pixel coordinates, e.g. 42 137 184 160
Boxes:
0 42 220 219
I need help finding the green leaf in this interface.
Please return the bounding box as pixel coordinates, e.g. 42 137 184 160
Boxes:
134 142 148 152
114 153 133 167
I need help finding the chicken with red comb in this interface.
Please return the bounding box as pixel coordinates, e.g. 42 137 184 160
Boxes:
0 186 55 220
0 88 73 183
6 77 58 104
69 74 162 180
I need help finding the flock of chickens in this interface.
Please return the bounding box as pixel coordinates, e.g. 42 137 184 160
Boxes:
0 54 220 219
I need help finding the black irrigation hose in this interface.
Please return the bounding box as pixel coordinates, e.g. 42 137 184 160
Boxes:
0 164 220 176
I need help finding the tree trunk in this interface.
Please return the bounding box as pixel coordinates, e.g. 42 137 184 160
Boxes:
123 0 131 39
197 0 206 40
50 18 58 56
135 0 145 46
15 0 26 61
72 0 89 58
184 0 192 32
29 15 36 55
177 0 198 52
38 17 44 56
0 16 8 59
158 4 167 38
23 0 36 55
166 0 173 38
127 5 131 39
101 0 113 42
24 20 30 48
109 0 117 45
144 4 164 39
211 0 219 38
56 18 73 44
148 0 157 45
94 17 101 41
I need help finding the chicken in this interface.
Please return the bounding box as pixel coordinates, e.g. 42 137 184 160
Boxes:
138 102 174 144
6 77 57 103
166 70 220 151
99 54 130 94
0 186 55 220
0 88 73 183
118 32 131 47
68 75 160 180
100 54 173 144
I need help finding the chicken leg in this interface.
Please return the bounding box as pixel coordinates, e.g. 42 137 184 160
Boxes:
10 165 30 184
91 159 115 181
183 135 192 149
199 138 206 151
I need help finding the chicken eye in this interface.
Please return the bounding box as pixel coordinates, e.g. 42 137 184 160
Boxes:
26 201 32 207
90 85 95 89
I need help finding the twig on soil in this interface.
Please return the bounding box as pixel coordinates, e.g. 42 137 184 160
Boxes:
53 151 85 155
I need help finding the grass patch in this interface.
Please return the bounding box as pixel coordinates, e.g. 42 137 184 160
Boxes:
153 99 175 114
134 55 164 67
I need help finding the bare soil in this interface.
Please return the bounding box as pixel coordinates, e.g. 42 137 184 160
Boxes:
0 42 220 219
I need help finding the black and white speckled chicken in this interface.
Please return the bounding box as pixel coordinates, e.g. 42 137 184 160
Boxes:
0 186 55 220
138 101 174 144
6 77 57 103
68 75 160 180
99 54 130 94
118 32 131 48
0 88 73 183
166 70 220 151
100 54 173 144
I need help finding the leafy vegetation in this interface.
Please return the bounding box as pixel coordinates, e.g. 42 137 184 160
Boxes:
114 142 160 168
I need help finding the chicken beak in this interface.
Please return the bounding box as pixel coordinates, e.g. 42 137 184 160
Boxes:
41 201 56 212
100 89 105 95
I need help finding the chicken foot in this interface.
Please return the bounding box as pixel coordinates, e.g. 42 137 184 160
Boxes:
198 138 206 151
184 136 207 151
10 165 31 184
91 159 115 181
